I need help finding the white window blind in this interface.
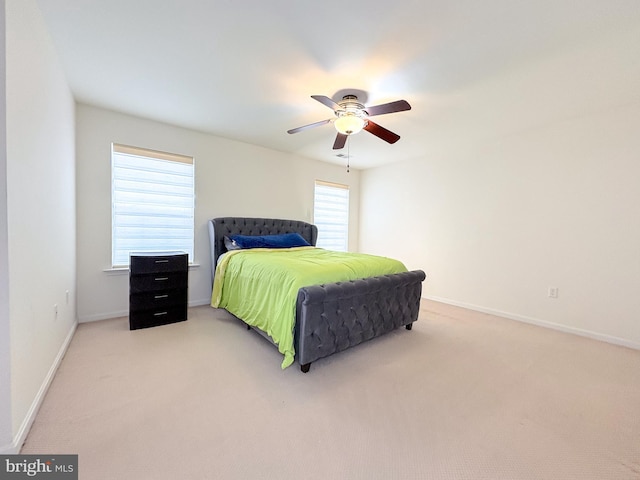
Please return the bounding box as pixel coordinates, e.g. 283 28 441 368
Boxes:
111 144 194 267
314 180 349 251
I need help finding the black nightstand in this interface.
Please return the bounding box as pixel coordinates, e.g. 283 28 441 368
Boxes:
129 252 188 330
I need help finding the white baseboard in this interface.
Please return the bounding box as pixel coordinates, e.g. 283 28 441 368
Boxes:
425 295 640 351
10 320 78 454
78 309 128 323
189 298 212 308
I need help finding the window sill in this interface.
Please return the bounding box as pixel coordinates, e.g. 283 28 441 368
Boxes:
103 263 200 276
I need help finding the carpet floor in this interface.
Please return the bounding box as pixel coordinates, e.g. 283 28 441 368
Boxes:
21 300 640 479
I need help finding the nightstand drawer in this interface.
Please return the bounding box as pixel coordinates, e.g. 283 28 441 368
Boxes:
130 254 188 274
130 288 187 311
130 271 188 293
129 304 187 330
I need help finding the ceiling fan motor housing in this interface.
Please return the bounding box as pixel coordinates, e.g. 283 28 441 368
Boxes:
334 95 368 134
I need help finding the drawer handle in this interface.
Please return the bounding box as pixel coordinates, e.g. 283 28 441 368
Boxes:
155 259 169 263
154 294 169 299
155 277 169 281
154 311 168 317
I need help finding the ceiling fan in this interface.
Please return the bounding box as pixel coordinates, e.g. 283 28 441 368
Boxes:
287 94 411 150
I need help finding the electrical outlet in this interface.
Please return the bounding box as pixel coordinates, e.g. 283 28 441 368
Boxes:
548 287 558 299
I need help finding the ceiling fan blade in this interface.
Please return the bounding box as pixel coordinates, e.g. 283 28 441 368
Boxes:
312 95 341 111
363 120 401 144
287 118 332 134
365 99 411 117
333 133 348 150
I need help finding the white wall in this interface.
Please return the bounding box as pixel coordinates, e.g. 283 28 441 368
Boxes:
0 0 13 454
76 104 360 322
361 100 640 348
5 0 76 450
360 18 640 349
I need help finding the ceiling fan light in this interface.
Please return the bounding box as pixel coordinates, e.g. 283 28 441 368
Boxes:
334 114 365 135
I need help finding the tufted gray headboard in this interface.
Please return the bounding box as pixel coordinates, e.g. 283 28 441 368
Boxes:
208 217 318 282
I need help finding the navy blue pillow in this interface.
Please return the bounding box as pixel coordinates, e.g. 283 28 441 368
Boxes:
229 232 311 249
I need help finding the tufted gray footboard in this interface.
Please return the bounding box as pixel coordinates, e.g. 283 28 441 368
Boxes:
295 270 426 372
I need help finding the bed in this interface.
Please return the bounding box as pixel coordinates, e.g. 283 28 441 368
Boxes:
208 217 426 372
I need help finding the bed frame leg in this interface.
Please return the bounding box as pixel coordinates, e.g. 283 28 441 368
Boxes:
405 323 413 331
301 363 311 373
246 324 251 330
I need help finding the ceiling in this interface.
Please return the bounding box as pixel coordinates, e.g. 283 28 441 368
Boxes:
35 0 640 170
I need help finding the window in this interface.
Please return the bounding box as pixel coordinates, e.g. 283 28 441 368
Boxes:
314 180 349 251
111 144 194 267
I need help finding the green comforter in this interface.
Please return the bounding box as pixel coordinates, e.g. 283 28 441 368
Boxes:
211 246 407 368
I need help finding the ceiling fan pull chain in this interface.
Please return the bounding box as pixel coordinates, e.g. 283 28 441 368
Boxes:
347 139 350 173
